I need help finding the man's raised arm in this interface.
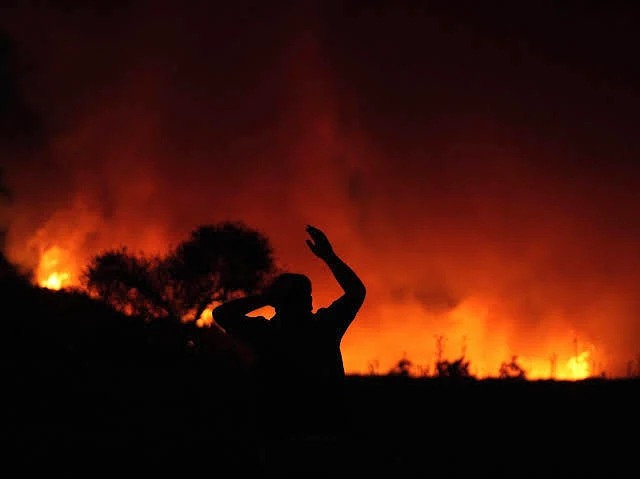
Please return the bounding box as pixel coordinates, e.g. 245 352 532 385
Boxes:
306 225 366 306
212 294 270 333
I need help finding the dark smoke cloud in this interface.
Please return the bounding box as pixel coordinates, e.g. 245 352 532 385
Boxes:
0 32 43 152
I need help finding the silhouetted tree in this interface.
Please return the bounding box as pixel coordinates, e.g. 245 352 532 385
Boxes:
167 223 276 322
499 355 527 380
82 222 276 323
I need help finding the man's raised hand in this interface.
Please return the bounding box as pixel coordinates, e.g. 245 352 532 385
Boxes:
305 225 335 261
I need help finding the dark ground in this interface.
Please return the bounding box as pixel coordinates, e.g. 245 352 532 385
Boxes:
4 358 639 478
1 275 637 477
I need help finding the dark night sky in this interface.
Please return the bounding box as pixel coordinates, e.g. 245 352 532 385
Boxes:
1 1 640 375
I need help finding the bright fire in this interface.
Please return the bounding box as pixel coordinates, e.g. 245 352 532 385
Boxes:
567 351 591 380
33 245 599 380
37 246 74 291
509 350 592 381
41 271 71 290
1 4 634 383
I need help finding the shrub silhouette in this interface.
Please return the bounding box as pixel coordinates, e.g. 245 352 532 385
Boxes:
499 355 527 380
435 356 471 378
389 355 413 376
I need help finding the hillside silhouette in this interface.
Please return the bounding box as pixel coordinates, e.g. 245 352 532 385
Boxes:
2 232 640 477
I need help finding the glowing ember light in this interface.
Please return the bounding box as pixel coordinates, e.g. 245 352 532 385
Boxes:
195 304 274 328
37 246 74 290
196 306 214 328
512 350 592 381
343 297 602 379
567 350 591 380
41 271 71 290
27 244 604 378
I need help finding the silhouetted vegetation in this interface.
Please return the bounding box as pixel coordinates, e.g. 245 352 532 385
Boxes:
626 354 640 378
388 354 413 376
2 226 639 477
4 246 640 476
1 222 279 370
435 356 472 378
83 222 276 323
499 355 527 380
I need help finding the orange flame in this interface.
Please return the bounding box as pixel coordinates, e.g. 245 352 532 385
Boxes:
567 350 591 380
34 244 599 380
37 246 74 291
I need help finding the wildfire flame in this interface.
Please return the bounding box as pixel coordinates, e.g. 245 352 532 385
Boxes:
567 351 591 380
508 350 592 381
2 3 633 382
37 246 74 291
33 245 598 380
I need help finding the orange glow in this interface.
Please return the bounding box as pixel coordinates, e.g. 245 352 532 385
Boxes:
2 16 632 381
506 350 592 381
37 246 73 290
33 243 600 380
196 307 215 328
196 305 275 328
40 271 71 290
567 351 591 380
338 296 600 380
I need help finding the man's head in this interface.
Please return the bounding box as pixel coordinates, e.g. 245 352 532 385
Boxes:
266 272 313 317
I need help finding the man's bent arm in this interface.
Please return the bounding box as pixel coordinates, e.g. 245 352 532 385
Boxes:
324 252 366 305
212 295 270 332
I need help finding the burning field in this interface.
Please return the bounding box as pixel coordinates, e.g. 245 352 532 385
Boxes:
2 2 640 380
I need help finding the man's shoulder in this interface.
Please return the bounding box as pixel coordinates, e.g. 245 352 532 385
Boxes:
313 304 347 322
315 295 360 316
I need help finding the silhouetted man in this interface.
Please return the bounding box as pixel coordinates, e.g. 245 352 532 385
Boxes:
213 225 366 438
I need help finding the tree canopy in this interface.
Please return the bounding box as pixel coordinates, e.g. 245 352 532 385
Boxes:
83 222 277 323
